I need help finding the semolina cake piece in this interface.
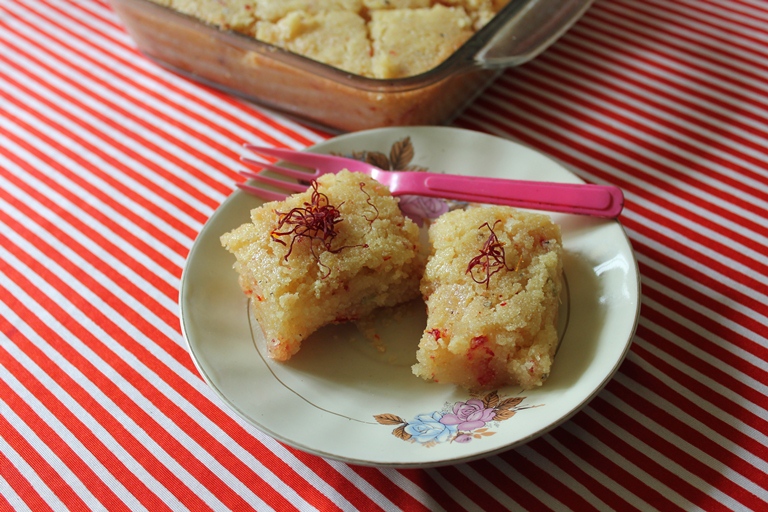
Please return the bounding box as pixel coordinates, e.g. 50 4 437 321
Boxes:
441 0 512 30
167 0 259 31
221 170 423 361
255 10 372 76
369 5 474 79
362 0 431 9
413 206 563 390
252 0 362 22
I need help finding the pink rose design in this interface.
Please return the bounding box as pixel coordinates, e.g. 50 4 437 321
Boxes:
398 195 449 226
439 398 497 431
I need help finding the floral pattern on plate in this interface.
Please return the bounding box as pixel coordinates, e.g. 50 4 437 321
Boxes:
336 136 459 226
374 391 539 446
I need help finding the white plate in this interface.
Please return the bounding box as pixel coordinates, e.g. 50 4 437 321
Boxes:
179 127 640 467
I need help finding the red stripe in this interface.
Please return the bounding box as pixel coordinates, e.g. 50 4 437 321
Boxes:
28 0 323 148
575 394 729 510
572 14 768 109
0 247 277 510
1 350 170 511
435 465 508 510
649 0 768 33
0 16 237 199
587 5 761 81
0 137 189 291
483 452 605 510
0 172 180 330
0 275 222 509
0 84 204 251
462 104 768 285
633 318 768 446
474 83 768 232
553 24 768 141
0 50 224 222
349 467 427 511
601 2 764 67
399 469 466 511
637 249 768 344
71 0 126 30
0 430 57 512
610 365 768 508
283 448 383 510
0 199 190 367
0 230 338 510
492 446 574 510
622 214 768 314
0 377 131 511
537 424 672 510
496 62 768 200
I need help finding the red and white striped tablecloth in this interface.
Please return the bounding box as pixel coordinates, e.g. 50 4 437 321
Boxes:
2 0 767 510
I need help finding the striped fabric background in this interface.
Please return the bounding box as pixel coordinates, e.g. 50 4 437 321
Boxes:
1 0 766 510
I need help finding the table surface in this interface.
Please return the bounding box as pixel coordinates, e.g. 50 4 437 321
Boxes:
2 0 767 510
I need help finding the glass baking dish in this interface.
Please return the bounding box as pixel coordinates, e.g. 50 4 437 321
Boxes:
109 0 594 132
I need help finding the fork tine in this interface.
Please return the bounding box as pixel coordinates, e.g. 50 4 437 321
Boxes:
243 144 328 169
236 182 289 202
241 156 319 181
239 170 308 193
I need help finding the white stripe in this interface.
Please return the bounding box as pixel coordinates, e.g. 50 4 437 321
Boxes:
247 434 359 512
502 60 768 196
628 229 768 319
378 468 448 512
549 39 768 150
0 395 113 510
469 93 768 254
0 427 68 511
605 375 764 502
0 155 182 312
423 468 478 510
519 439 625 510
692 0 768 21
490 75 768 240
629 0 768 39
485 452 570 510
0 270 226 508
1 368 152 511
635 250 768 344
0 472 33 512
463 106 768 288
0 97 205 254
633 326 768 469
13 0 324 150
453 463 524 510
543 434 641 509
1 60 225 219
568 16 768 97
637 304 768 407
1 28 238 194
567 405 702 510
0 258 282 511
326 460 400 511
0 240 312 511
603 2 763 60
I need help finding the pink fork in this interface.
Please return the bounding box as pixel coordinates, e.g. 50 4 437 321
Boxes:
238 145 624 218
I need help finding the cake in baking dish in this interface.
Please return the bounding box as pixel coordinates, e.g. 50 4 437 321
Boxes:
221 170 423 361
412 206 564 390
150 0 511 78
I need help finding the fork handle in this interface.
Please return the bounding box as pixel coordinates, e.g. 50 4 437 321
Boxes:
392 172 624 218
